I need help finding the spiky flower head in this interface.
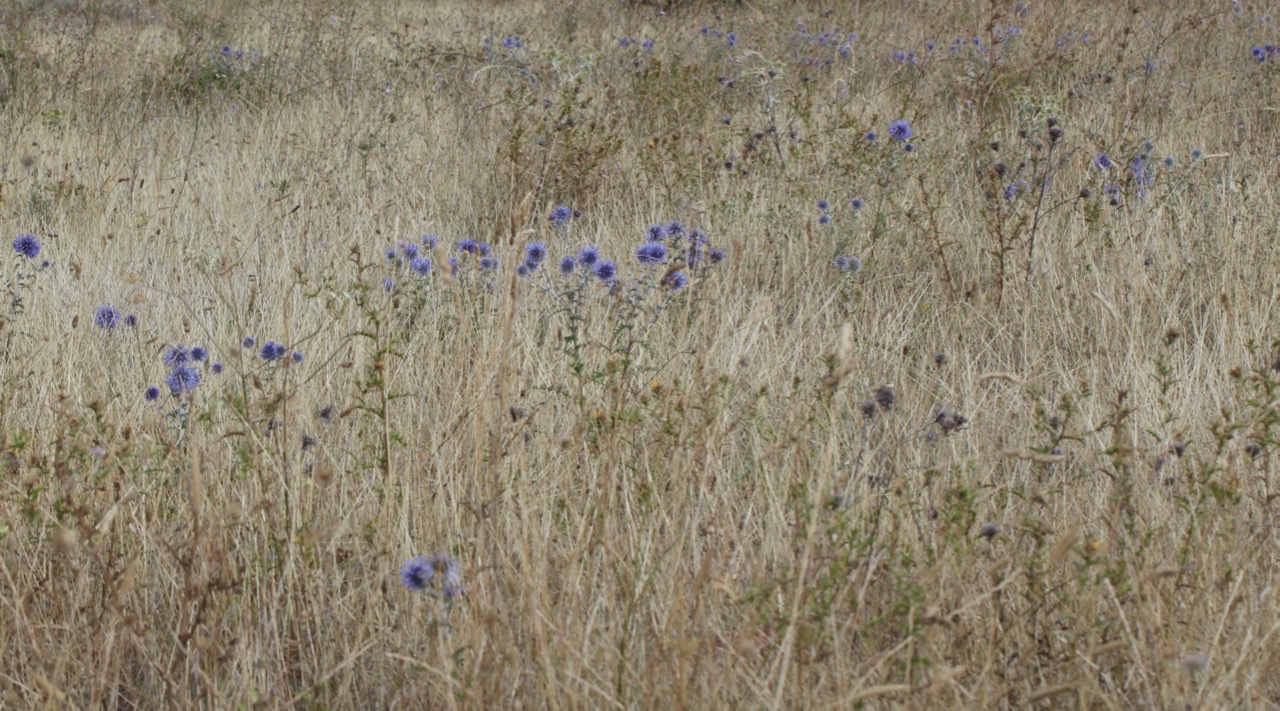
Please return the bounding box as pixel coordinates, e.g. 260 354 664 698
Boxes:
94 305 122 329
12 233 40 259
888 120 912 141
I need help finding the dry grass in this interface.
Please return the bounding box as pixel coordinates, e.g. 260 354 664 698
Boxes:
2 0 1280 707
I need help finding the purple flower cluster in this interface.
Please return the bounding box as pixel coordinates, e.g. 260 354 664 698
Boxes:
400 551 463 600
145 343 216 398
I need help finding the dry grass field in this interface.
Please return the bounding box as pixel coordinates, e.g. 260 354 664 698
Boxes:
3 0 1280 707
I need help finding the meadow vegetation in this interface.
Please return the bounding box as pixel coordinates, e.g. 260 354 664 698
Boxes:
2 0 1280 707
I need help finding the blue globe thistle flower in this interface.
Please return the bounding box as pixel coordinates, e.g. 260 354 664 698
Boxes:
429 552 462 589
555 255 574 275
593 259 617 282
479 256 499 272
1191 148 1203 160
726 32 737 47
190 346 208 362
578 245 600 266
260 341 283 361
689 228 708 245
642 39 654 52
636 242 668 264
383 277 396 293
12 234 40 259
410 256 432 276
516 263 530 277
94 305 122 329
709 247 726 263
645 224 667 242
242 336 256 349
864 131 877 142
525 241 548 266
447 257 460 274
666 221 686 240
888 120 912 141
839 44 853 60
124 314 138 328
476 241 493 257
834 255 863 273
1162 155 1175 168
457 239 479 254
666 271 689 291
817 199 830 211
166 366 201 394
385 247 397 261
163 345 192 368
421 234 438 249
818 214 832 226
903 142 916 153
549 205 573 228
144 386 160 401
1093 153 1114 170
401 242 419 259
850 197 864 211
1253 45 1267 62
291 351 304 363
211 362 224 374
400 556 432 591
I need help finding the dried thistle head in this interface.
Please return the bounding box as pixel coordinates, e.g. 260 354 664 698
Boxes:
859 401 877 419
978 523 1001 540
874 386 897 411
934 406 968 435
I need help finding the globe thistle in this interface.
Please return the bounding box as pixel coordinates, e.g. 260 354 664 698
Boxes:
577 245 601 266
1093 153 1114 170
525 241 548 266
516 263 530 277
817 199 830 211
429 552 462 589
864 131 877 142
457 238 479 254
874 385 897 411
12 233 40 259
383 277 396 293
666 221 686 240
242 336 256 349
665 271 689 290
549 205 574 228
260 341 284 361
818 214 832 226
479 256 499 272
636 242 668 264
708 247 726 264
421 234 438 249
401 242 419 259
593 259 617 282
646 224 667 242
123 314 138 328
888 120 912 141
400 556 433 591
144 386 160 401
850 197 863 211
190 346 208 362
291 351 304 363
166 366 201 394
211 362 224 374
163 345 192 368
559 255 576 275
410 256 432 276
978 523 1001 540
94 305 122 329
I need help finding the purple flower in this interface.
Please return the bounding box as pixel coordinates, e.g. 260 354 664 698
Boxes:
242 336 256 348
123 314 138 328
864 131 877 142
549 205 574 228
1093 153 1114 170
850 197 863 211
12 233 40 259
163 345 192 368
94 305 122 329
593 259 617 282
646 224 667 242
709 247 725 263
260 341 284 361
291 351 304 363
817 199 830 211
665 271 689 290
144 386 160 401
411 256 432 276
888 120 912 141
559 255 576 274
578 245 600 266
383 277 396 293
211 362 224 374
818 214 832 226
479 256 500 272
165 366 201 394
525 241 548 266
400 556 432 590
636 242 668 264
